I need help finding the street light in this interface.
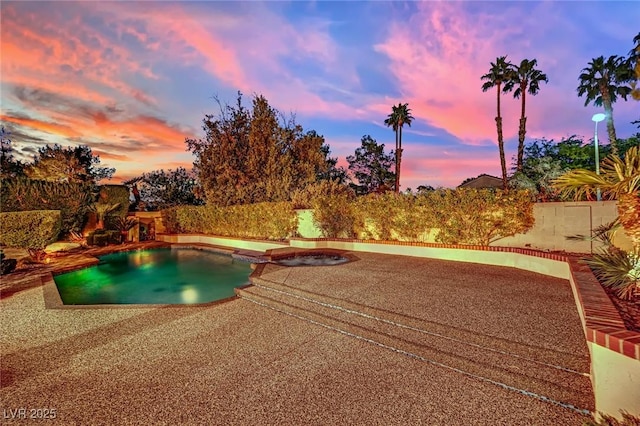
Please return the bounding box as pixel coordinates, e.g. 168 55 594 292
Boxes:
592 113 606 201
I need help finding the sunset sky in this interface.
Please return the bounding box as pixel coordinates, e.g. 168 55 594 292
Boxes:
1 1 638 189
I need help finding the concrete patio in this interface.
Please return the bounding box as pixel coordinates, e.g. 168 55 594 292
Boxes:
1 248 593 425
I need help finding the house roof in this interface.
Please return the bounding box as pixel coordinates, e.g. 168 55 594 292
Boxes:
457 174 503 189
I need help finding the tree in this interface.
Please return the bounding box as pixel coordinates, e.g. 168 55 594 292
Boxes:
24 144 114 183
384 103 414 193
503 59 548 171
577 55 634 154
0 126 24 178
628 32 640 101
481 56 512 189
125 167 204 211
346 135 395 195
318 143 348 184
186 92 331 206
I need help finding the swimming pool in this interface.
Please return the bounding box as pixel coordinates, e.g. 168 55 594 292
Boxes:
54 248 253 305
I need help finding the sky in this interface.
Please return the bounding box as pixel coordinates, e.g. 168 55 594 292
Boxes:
1 1 638 190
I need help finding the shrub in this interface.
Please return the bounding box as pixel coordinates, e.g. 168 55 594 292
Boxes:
0 178 93 236
161 207 181 234
94 233 109 247
584 411 640 426
428 189 534 245
291 180 355 209
98 185 130 217
0 210 62 251
310 189 534 245
312 194 357 238
166 202 298 240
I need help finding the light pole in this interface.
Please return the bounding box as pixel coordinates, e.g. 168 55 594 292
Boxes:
592 113 606 201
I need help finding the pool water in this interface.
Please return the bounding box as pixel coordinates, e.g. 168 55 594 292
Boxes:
54 248 252 305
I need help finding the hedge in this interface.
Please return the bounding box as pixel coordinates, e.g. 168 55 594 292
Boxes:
313 189 534 246
163 202 298 240
0 178 93 236
0 210 62 250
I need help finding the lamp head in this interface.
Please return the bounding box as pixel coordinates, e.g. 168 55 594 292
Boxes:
592 113 606 123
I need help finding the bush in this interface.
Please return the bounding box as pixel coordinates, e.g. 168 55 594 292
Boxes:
428 189 534 245
291 180 355 209
98 185 129 217
161 207 181 234
0 210 62 250
0 178 93 236
310 189 534 245
312 194 358 238
94 233 109 247
165 202 298 240
105 230 121 244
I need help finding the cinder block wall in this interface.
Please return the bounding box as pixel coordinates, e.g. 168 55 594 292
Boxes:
493 201 631 253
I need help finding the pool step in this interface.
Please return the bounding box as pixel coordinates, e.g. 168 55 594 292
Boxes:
237 277 594 413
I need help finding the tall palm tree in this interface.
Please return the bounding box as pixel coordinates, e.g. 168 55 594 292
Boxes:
503 59 548 171
384 103 414 193
481 56 512 189
577 55 634 155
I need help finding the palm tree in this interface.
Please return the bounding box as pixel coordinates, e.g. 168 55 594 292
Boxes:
384 103 414 193
503 59 548 171
481 56 512 189
577 55 634 155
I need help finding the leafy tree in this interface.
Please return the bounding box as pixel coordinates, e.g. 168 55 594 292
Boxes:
481 56 512 189
125 167 204 211
503 59 548 171
346 135 395 195
25 144 114 183
186 92 331 206
629 32 640 101
318 143 348 184
384 103 414 192
577 55 635 154
0 126 24 178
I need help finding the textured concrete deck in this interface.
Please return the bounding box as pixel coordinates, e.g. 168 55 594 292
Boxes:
1 250 593 424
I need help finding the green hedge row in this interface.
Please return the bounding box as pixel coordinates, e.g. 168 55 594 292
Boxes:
1 178 93 236
0 210 62 250
162 202 298 240
312 189 535 246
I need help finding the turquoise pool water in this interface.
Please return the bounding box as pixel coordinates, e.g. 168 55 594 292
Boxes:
54 248 252 305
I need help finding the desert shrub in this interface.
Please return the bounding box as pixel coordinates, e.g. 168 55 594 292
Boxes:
98 185 130 217
311 194 358 238
0 210 62 251
0 178 93 236
166 202 297 240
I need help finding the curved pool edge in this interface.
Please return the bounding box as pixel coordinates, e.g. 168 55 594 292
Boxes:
43 272 253 310
46 245 256 309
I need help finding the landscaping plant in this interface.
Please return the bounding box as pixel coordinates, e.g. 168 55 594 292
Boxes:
554 146 640 299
